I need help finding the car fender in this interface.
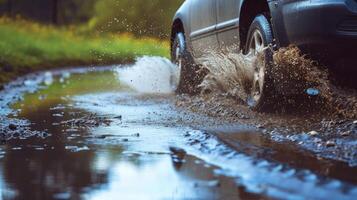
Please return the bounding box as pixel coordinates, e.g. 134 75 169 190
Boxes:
172 0 193 51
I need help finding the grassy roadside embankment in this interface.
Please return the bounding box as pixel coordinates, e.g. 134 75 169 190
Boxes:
0 17 170 87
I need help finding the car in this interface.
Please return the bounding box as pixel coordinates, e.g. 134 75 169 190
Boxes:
170 0 357 111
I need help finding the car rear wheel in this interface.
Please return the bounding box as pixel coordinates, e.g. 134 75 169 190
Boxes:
171 32 202 94
244 14 275 111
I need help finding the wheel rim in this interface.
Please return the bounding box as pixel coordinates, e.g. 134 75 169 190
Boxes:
247 29 266 107
249 30 264 53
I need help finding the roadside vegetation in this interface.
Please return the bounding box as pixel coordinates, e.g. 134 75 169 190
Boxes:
0 17 169 86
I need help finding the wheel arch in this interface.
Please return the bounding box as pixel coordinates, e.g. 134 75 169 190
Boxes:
171 18 185 51
239 0 271 50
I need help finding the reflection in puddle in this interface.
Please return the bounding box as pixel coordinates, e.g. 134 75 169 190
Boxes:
84 155 231 200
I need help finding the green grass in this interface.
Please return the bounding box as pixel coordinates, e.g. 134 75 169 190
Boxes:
0 18 170 85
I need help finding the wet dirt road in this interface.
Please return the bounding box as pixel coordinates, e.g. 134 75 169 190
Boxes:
0 59 357 200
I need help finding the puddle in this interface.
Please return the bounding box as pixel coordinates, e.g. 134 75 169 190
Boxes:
206 126 357 183
0 67 241 200
0 62 356 200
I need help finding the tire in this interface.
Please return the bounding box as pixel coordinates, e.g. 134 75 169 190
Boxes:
171 32 203 94
244 14 275 111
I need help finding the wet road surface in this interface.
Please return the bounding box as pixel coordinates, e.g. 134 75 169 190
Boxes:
0 62 357 200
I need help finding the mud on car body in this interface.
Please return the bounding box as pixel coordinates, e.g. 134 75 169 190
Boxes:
170 0 357 111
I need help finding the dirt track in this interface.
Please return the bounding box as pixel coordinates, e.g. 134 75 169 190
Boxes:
0 58 356 199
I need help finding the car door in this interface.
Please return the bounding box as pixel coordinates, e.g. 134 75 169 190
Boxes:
189 0 218 57
216 0 241 52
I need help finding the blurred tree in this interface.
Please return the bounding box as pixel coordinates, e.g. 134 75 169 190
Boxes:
0 0 53 23
0 0 184 38
52 0 58 24
90 0 183 38
0 0 96 24
58 0 97 24
6 0 11 16
0 0 12 16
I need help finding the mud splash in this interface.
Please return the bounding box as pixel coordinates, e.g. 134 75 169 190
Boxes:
272 47 328 96
198 46 357 118
274 48 357 119
116 56 179 94
199 47 328 107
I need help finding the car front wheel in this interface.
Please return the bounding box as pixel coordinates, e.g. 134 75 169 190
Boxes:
171 32 202 94
244 14 275 111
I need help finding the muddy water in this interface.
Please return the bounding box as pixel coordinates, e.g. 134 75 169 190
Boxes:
0 60 357 200
0 68 245 200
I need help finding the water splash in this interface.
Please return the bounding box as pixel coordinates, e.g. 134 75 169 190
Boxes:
116 56 179 94
199 50 264 101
